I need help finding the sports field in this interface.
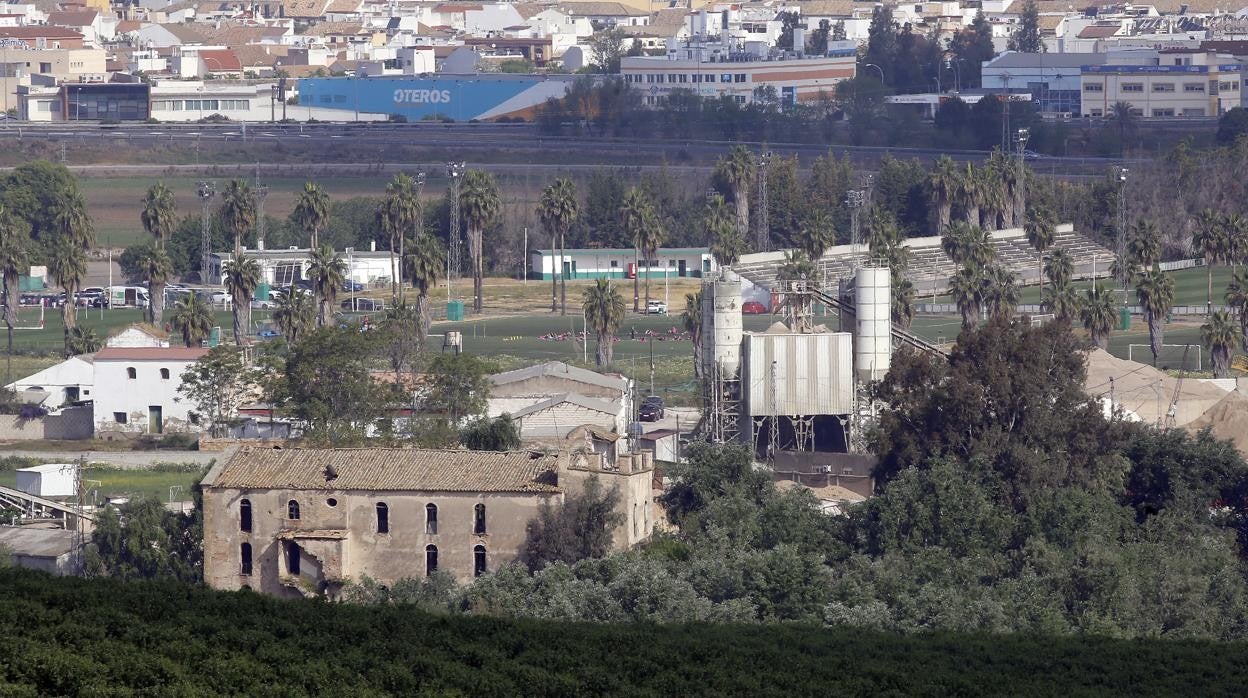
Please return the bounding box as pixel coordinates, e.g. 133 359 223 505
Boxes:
0 464 203 504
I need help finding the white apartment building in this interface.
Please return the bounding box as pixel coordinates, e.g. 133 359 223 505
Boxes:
1080 49 1244 118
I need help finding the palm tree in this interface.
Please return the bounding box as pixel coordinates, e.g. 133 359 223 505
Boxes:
582 279 625 366
291 181 330 250
1024 205 1056 297
1042 282 1079 321
222 250 261 348
537 177 579 315
273 286 315 344
620 187 652 313
1080 283 1117 350
795 210 836 262
1110 101 1136 151
1127 219 1162 269
954 163 983 226
892 275 916 329
638 206 667 312
171 293 214 348
1202 309 1237 378
1134 265 1174 365
0 206 30 354
1193 208 1226 317
704 193 740 267
682 289 703 378
988 148 1023 228
140 182 177 249
220 179 256 251
138 247 173 326
48 240 86 356
307 244 346 327
777 250 816 282
942 221 995 267
1045 248 1075 290
714 145 755 240
983 265 1019 320
1225 269 1248 351
404 232 445 335
66 326 101 355
381 174 419 302
949 264 984 330
1223 213 1248 273
928 155 959 232
51 191 93 249
977 161 1006 230
459 170 500 314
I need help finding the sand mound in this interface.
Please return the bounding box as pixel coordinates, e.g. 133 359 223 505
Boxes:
1187 391 1248 454
1084 349 1229 426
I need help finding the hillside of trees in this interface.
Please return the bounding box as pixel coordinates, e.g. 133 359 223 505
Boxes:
3 566 1248 695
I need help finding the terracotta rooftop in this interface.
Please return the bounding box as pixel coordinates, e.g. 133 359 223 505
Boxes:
46 9 98 26
199 48 243 71
282 0 332 18
0 26 84 40
1077 23 1121 39
557 2 648 17
94 347 209 361
207 447 563 493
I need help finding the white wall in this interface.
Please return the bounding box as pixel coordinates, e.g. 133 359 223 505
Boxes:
94 358 203 433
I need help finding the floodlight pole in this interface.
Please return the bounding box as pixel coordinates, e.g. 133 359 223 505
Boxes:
446 161 465 304
1117 167 1129 296
198 180 216 284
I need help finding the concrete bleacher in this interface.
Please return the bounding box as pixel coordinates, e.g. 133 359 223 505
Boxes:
734 224 1114 294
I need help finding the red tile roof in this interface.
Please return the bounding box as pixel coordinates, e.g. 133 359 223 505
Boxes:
199 48 242 71
95 347 209 361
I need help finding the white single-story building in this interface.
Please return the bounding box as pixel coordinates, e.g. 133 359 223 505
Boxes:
0 527 78 575
489 361 632 442
529 247 714 281
93 346 208 435
638 428 680 463
208 246 399 288
4 354 94 410
510 393 624 441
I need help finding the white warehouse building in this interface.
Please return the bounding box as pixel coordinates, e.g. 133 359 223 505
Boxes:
208 247 399 288
529 247 715 281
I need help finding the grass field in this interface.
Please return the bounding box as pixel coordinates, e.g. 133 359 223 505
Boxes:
0 466 201 503
931 264 1237 309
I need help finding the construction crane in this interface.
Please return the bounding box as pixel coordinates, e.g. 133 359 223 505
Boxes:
1162 345 1191 429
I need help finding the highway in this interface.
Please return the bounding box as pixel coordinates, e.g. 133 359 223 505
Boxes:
0 120 1141 174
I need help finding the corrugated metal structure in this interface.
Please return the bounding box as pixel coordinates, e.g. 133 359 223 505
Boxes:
742 331 854 418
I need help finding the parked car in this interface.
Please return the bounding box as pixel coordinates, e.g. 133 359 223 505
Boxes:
742 301 768 315
639 395 665 422
251 299 277 309
341 298 385 312
343 280 365 292
1023 149 1042 161
646 300 668 315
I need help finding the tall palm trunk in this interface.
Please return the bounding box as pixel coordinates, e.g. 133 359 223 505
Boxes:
398 233 406 304
1208 264 1214 316
417 291 430 336
1038 252 1044 303
966 204 979 226
231 301 243 348
150 280 165 326
644 249 652 312
633 247 640 313
936 200 951 233
61 284 75 355
596 330 613 366
1148 311 1163 365
473 227 484 314
559 232 567 316
733 187 749 240
3 272 17 353
550 232 558 313
389 242 397 302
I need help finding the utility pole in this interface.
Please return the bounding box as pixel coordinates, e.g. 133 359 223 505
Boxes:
1117 167 1129 295
847 189 866 268
1015 127 1029 231
198 180 216 284
755 150 772 252
446 161 465 304
254 163 269 250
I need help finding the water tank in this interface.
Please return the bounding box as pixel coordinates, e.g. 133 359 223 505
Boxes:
854 265 891 381
707 269 742 376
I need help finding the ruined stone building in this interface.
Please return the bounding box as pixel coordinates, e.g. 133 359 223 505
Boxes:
200 446 656 596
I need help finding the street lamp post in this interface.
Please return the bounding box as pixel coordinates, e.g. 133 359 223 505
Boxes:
446 161 465 304
863 63 884 85
1117 167 1129 295
1015 126 1030 228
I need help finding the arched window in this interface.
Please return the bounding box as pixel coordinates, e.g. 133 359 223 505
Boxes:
288 500 300 520
473 503 486 535
474 544 487 577
159 368 170 379
239 499 252 532
425 544 438 576
376 502 389 534
425 503 437 534
240 542 252 575
126 367 136 379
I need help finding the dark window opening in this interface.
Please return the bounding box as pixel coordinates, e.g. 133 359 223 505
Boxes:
377 502 389 534
241 542 252 575
473 503 486 535
240 499 252 532
159 368 170 379
425 544 438 576
326 497 337 507
425 503 437 534
474 544 487 577
288 500 300 520
286 540 300 575
126 367 136 379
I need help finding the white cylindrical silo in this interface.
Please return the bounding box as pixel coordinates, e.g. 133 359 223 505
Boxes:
710 269 742 375
854 265 891 381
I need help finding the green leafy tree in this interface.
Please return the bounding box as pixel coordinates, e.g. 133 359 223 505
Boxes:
588 28 625 73
583 278 625 366
48 239 86 356
422 352 495 424
1008 0 1043 52
291 180 330 249
1042 282 1079 321
521 475 624 571
307 244 346 327
459 169 500 314
50 190 93 249
219 179 256 251
538 177 579 315
286 325 390 445
777 250 816 282
1202 310 1237 378
1135 265 1175 365
1080 282 1117 349
460 414 521 451
0 205 30 353
84 496 202 583
272 286 315 344
170 292 214 348
222 250 261 348
1216 106 1248 145
179 345 252 437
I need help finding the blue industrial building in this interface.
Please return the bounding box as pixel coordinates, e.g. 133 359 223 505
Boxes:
297 74 580 122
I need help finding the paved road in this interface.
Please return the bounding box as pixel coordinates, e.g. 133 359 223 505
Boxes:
0 449 218 469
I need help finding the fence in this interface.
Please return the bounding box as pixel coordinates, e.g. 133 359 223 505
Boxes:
1127 344 1203 371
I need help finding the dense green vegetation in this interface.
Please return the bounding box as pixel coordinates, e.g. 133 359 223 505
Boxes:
2 568 1247 696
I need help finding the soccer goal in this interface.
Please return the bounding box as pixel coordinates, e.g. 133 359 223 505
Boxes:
5 304 45 330
1029 313 1055 327
1127 344 1202 372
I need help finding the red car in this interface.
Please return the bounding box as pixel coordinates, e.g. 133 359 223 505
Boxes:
741 301 768 315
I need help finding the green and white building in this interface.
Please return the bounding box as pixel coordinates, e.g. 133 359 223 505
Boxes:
529 247 715 281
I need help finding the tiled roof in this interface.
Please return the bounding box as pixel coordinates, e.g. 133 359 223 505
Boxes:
513 2 546 19
1077 24 1121 39
94 347 209 361
510 393 620 419
491 361 628 393
200 48 243 71
208 447 562 493
325 0 362 11
282 0 332 18
0 26 84 40
301 21 367 37
433 3 484 12
232 43 288 67
557 2 649 17
47 10 98 27
116 20 143 33
797 0 856 16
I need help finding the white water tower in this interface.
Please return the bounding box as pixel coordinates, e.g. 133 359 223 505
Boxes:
854 265 891 382
703 268 743 378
